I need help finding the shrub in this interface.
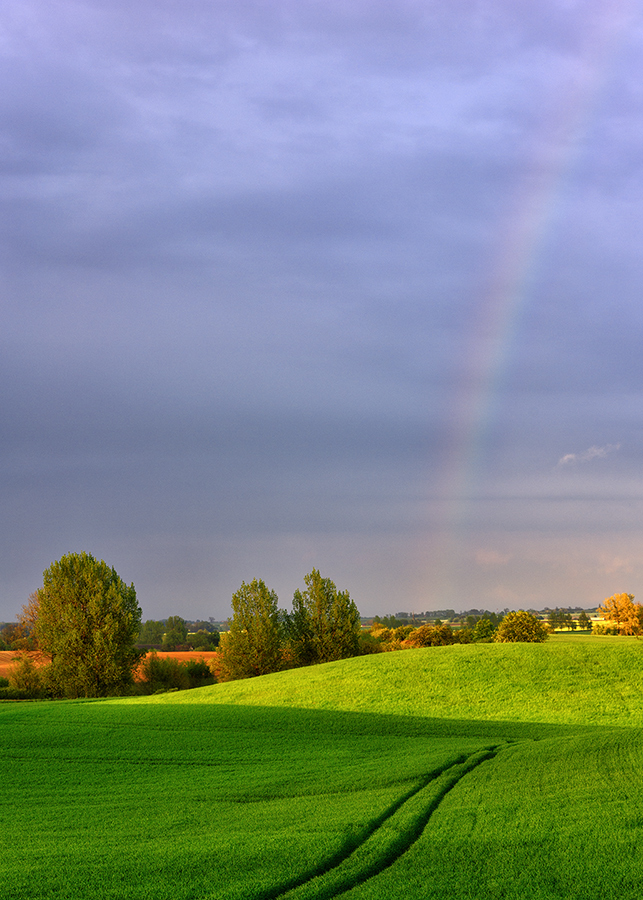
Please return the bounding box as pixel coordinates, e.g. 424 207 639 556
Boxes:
495 611 548 643
7 655 48 698
138 652 190 693
472 617 497 642
455 628 473 644
369 626 392 642
185 658 216 687
592 623 619 636
358 632 384 654
392 625 415 642
137 653 216 693
405 624 456 648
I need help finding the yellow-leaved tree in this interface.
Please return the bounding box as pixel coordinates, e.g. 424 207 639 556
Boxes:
598 593 643 635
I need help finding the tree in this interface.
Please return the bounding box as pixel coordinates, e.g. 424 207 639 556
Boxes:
472 617 496 642
0 621 35 651
22 552 142 697
547 608 574 631
598 593 643 636
192 620 218 634
577 611 592 631
286 569 361 665
495 610 549 643
547 608 562 631
218 578 283 681
162 616 188 650
138 620 165 646
191 629 220 650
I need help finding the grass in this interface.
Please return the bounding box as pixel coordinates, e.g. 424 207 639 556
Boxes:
1 635 642 898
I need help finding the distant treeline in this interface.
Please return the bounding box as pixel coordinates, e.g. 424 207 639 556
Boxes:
372 607 597 627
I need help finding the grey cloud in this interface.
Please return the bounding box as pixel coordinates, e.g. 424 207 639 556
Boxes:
3 1 643 619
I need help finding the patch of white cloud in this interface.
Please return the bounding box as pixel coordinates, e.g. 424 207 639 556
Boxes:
557 443 621 466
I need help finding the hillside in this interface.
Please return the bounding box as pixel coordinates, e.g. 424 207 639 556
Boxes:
2 636 643 899
147 635 643 729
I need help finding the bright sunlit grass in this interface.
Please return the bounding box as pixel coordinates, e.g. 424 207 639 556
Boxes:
1 635 642 898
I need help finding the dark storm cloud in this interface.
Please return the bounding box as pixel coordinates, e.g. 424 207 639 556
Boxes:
2 0 643 617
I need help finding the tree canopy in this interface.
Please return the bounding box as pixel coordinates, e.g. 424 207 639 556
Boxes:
598 593 643 635
162 616 188 650
22 552 142 697
286 569 361 665
218 578 283 681
495 610 549 643
547 608 574 631
138 619 165 646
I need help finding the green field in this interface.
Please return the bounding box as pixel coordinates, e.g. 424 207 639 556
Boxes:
2 635 642 899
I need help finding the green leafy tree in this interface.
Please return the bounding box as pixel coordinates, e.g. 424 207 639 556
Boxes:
547 608 563 631
373 614 407 629
548 608 574 631
577 611 592 631
22 552 142 698
472 617 496 642
191 620 217 633
162 616 189 650
138 620 165 646
191 629 220 650
495 610 549 643
286 569 361 665
218 578 283 681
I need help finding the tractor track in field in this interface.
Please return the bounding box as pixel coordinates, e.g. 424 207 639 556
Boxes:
259 745 501 900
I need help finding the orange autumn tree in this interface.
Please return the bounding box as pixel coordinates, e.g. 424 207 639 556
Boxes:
598 593 643 636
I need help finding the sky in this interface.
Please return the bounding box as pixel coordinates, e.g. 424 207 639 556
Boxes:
2 0 643 622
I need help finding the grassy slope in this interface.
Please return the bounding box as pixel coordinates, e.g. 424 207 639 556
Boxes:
149 635 643 728
1 636 642 899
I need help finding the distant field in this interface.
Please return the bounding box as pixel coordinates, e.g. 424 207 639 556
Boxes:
1 635 642 899
0 649 219 681
0 650 19 678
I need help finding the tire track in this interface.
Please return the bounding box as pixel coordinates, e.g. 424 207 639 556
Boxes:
259 746 501 900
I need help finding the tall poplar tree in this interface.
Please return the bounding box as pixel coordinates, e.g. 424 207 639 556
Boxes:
287 569 361 665
218 578 283 680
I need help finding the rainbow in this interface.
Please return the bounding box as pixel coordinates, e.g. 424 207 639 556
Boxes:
425 1 636 606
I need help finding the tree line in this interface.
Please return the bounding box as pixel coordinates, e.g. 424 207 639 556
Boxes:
137 616 220 651
2 550 640 700
217 569 361 681
1 554 363 697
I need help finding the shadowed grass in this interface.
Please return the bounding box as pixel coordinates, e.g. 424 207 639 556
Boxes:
1 636 642 899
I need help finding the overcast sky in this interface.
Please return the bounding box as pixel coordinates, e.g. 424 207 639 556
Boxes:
2 0 643 621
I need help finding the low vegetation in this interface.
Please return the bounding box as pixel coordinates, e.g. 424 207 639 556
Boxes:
2 636 642 899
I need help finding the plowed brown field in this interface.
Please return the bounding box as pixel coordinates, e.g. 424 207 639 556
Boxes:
0 650 43 679
0 650 221 682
